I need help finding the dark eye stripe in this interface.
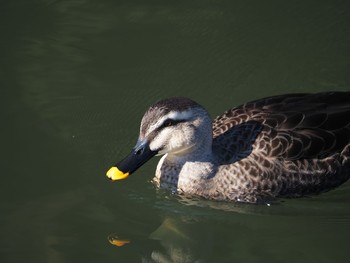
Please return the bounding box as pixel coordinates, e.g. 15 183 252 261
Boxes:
145 118 186 145
158 118 184 130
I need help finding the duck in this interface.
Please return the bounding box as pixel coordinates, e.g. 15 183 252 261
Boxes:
106 92 350 203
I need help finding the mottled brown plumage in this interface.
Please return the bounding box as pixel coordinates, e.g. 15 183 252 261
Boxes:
208 92 350 202
112 92 350 203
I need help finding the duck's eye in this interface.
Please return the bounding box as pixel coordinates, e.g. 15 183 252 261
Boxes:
163 119 174 127
159 119 184 130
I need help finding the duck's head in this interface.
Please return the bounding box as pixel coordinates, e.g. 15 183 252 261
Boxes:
106 97 212 181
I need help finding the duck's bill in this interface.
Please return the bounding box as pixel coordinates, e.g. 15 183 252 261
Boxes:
106 141 157 181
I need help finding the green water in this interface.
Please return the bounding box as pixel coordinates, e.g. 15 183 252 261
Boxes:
1 0 350 262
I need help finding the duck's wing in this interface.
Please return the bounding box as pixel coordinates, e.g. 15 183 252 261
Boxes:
213 92 350 162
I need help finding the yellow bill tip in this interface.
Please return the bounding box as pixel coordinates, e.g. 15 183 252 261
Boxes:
108 234 131 247
106 167 129 181
109 238 130 247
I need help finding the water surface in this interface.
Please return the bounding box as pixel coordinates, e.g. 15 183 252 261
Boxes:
1 0 350 262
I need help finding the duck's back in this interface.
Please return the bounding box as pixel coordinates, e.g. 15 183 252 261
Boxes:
212 92 350 202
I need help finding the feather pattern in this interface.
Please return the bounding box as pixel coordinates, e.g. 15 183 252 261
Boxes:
209 92 350 202
120 92 350 203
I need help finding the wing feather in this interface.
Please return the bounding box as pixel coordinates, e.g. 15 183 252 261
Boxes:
213 92 350 161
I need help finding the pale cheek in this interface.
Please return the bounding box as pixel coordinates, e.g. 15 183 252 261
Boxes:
169 129 195 151
160 130 182 151
168 136 183 150
149 130 172 152
181 127 196 145
149 138 164 152
149 127 195 153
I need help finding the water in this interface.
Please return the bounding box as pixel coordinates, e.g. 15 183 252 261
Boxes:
1 0 350 262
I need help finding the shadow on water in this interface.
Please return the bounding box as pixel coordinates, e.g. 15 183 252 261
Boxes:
105 182 350 262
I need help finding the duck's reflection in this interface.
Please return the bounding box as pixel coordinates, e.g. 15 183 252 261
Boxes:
107 184 350 263
109 216 212 263
147 217 213 263
107 195 276 263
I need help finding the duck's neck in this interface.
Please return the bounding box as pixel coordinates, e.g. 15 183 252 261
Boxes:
168 110 214 163
166 140 213 163
155 110 215 183
154 138 215 191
